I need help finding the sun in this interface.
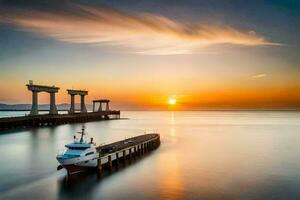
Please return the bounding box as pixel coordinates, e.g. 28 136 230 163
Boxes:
168 98 177 105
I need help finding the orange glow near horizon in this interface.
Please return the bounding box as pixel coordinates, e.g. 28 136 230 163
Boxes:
1 81 300 110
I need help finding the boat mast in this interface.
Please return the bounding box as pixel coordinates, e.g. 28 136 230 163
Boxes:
79 126 85 143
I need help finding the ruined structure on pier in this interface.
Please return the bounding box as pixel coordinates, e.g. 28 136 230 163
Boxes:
26 81 60 116
67 89 88 114
93 99 110 112
0 81 121 131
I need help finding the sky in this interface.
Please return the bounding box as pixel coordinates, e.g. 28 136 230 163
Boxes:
0 0 299 110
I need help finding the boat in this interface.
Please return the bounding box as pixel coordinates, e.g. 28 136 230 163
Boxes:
56 126 99 173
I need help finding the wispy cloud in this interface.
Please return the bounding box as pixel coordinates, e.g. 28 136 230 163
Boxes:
252 73 267 79
0 4 280 55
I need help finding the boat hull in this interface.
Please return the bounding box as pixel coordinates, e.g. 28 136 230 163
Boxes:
57 153 99 173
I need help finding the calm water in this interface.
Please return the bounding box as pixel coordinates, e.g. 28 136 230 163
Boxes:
0 111 300 200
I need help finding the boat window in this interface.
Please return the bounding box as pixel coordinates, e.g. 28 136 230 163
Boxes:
68 147 89 150
85 152 94 156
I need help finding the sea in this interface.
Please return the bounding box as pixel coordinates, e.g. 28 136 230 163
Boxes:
0 111 300 200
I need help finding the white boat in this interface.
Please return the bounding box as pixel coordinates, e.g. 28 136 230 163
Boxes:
56 126 99 173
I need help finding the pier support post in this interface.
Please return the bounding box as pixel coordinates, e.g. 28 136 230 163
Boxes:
129 148 132 160
49 92 58 115
116 152 119 165
69 94 75 114
30 91 39 116
98 103 102 112
139 145 141 156
123 150 126 163
80 94 87 113
97 158 102 174
108 155 112 170
141 144 144 155
106 102 109 111
134 146 137 157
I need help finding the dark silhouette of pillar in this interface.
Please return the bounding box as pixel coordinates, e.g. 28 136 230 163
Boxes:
30 91 38 115
49 92 58 115
80 94 87 113
69 94 75 114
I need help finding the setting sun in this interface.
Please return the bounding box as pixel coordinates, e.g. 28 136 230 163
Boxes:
168 98 177 105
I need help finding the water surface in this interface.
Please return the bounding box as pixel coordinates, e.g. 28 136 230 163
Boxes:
0 111 300 200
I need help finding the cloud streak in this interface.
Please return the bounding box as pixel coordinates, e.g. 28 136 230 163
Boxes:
252 73 267 79
0 4 279 55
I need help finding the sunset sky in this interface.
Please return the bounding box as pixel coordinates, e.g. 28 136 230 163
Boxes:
0 0 299 110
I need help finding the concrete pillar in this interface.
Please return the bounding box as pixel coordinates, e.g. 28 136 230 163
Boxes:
123 150 126 162
106 102 109 111
30 91 38 116
92 102 95 112
98 103 102 112
134 146 137 157
138 145 141 156
49 92 58 115
80 95 87 113
141 144 144 155
108 155 112 170
69 94 75 114
116 152 119 165
129 148 132 160
97 158 102 173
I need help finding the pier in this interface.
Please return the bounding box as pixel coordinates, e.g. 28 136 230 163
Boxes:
0 81 121 131
96 134 160 174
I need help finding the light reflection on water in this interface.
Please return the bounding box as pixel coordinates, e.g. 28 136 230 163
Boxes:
0 111 300 200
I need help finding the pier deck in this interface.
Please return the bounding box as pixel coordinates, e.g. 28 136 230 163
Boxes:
95 133 160 174
98 133 159 154
0 111 120 131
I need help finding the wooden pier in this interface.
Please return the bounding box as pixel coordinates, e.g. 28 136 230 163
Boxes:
95 133 160 174
0 111 120 131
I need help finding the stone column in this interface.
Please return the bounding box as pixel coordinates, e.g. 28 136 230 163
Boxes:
69 94 75 114
106 102 109 111
49 92 58 115
30 91 38 116
98 102 102 112
80 95 87 113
